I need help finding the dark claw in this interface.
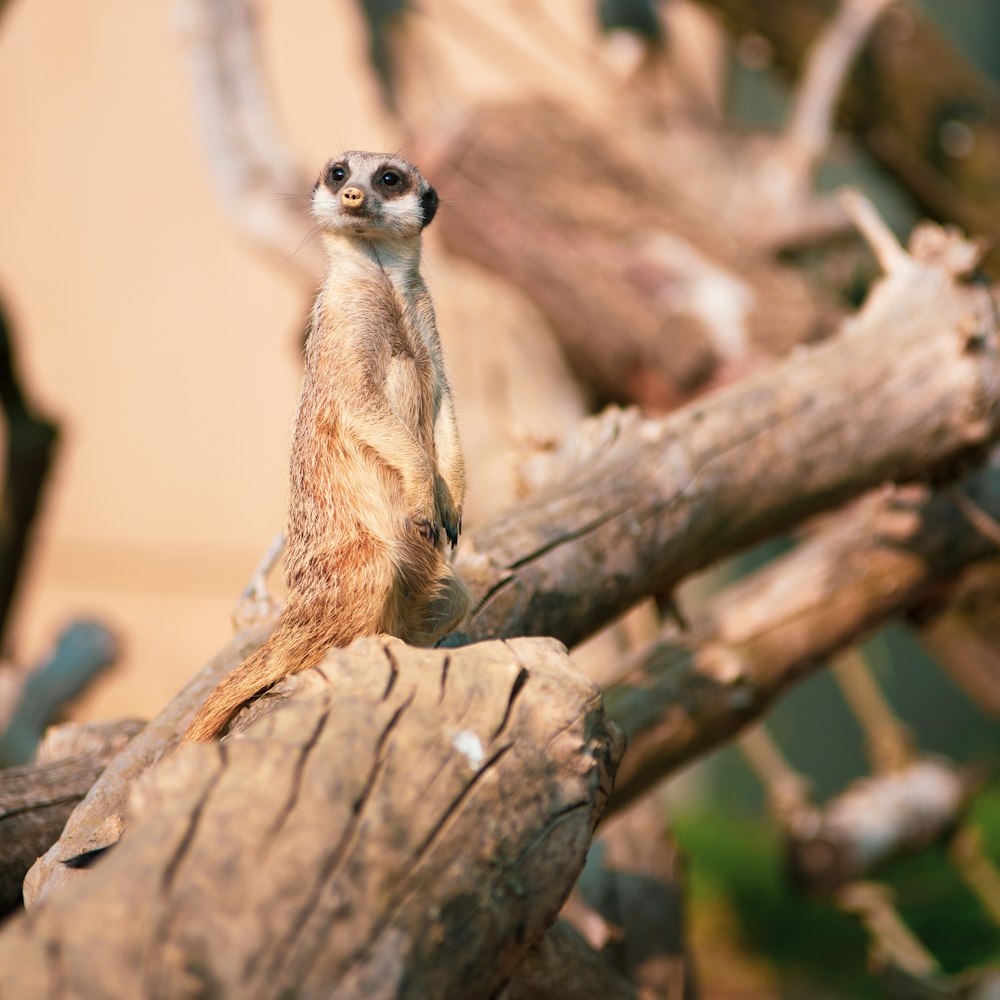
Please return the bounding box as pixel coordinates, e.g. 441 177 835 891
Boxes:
445 522 459 549
418 519 439 546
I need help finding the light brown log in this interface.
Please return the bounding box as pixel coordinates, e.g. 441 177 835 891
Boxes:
456 222 998 647
425 100 835 408
22 616 277 907
0 720 142 915
2 637 623 999
787 759 979 893
605 462 1000 813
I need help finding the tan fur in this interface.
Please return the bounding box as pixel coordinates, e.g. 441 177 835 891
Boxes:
181 152 471 743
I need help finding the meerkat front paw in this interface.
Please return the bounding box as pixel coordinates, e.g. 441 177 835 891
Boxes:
438 503 461 549
435 478 463 549
416 517 440 546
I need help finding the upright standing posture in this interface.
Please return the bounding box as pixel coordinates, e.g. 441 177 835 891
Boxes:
182 152 471 743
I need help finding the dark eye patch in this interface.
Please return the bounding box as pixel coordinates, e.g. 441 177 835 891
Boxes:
374 165 413 197
325 162 349 189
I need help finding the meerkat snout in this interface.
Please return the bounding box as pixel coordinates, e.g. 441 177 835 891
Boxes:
342 186 365 208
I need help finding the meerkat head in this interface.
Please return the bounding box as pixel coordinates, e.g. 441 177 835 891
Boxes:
311 151 438 243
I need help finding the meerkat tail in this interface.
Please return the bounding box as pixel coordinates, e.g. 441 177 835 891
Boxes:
180 598 350 744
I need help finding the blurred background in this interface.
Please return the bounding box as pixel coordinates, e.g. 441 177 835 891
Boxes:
1 0 999 996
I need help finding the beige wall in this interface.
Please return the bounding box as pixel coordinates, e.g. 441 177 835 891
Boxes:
0 0 597 720
0 0 392 718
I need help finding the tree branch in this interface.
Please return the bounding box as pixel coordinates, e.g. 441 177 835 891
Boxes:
704 0 1000 269
5 638 623 998
457 215 1000 647
175 0 324 285
0 297 59 655
0 719 143 916
604 458 1000 813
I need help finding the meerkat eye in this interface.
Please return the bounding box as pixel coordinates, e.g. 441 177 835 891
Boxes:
328 163 347 184
380 170 402 187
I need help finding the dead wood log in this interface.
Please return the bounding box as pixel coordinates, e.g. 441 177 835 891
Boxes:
787 758 980 894
27 214 1000 908
0 720 143 916
1 637 623 999
22 615 278 906
505 920 638 1000
704 0 1000 265
605 459 1000 813
424 99 836 408
456 216 999 648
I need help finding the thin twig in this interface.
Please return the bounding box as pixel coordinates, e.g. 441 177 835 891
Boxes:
175 0 324 286
232 531 286 631
947 485 1000 550
840 187 911 274
837 882 940 978
738 724 815 829
950 826 1000 929
831 649 914 773
779 0 896 180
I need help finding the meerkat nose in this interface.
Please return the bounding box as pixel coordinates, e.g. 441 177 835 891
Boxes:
341 186 365 209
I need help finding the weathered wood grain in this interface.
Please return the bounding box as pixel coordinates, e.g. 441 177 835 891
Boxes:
22 615 277 907
0 720 142 915
605 461 1000 813
456 224 1000 647
2 636 623 999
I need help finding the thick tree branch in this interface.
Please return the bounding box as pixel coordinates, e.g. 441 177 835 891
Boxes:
5 638 623 998
605 458 1000 813
705 0 1000 267
176 0 324 285
456 216 999 647
0 719 143 915
22 615 277 906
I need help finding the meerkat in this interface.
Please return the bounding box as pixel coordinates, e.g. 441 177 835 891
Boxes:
181 151 471 744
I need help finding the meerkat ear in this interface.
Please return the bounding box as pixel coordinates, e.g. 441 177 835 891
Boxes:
420 186 439 228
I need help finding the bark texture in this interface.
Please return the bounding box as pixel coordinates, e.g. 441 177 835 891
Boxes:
426 100 834 409
456 223 999 648
705 0 1000 266
2 636 623 1000
605 461 1000 813
0 720 142 915
23 615 278 907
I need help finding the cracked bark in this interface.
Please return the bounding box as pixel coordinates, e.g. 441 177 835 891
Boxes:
0 720 143 915
604 458 1000 815
455 220 1000 647
3 637 624 1000
23 218 1000 917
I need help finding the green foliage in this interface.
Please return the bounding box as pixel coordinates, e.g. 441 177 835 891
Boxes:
672 787 1000 995
673 808 877 996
